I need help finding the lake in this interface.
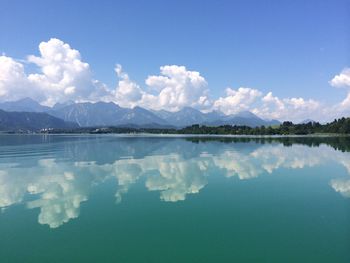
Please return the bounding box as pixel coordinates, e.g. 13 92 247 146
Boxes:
0 135 349 262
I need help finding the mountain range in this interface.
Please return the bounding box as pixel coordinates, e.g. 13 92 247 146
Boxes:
0 109 78 132
0 98 280 131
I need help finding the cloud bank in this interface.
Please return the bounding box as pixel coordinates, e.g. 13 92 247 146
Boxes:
1 38 350 122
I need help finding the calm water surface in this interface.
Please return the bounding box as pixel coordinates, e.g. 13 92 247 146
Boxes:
0 135 349 262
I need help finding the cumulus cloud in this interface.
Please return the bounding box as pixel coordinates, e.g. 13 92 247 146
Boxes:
0 38 108 106
112 64 146 108
330 68 350 88
111 64 210 111
213 87 262 115
0 55 36 100
27 38 108 105
211 87 324 122
253 92 321 121
145 65 210 111
326 68 350 118
1 38 350 121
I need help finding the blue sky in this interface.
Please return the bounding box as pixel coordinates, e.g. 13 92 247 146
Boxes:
0 0 349 121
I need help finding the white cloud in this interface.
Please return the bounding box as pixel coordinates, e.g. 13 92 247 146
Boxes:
330 68 350 88
0 38 108 106
27 38 108 106
0 55 37 100
339 93 350 109
213 87 262 115
1 38 350 122
211 88 323 122
112 64 145 108
210 68 350 122
111 64 210 112
325 68 350 119
253 92 321 122
145 65 210 111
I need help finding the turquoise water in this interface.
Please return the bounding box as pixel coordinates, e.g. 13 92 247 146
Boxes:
0 135 349 262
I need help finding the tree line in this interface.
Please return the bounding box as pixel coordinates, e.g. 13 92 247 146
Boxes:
179 118 350 135
44 117 350 135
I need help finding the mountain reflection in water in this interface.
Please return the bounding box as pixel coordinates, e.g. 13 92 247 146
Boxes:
0 135 349 228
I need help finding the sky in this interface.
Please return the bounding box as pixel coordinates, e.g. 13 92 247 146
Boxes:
0 0 349 122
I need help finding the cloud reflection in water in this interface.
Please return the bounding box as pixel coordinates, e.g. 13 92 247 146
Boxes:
0 137 349 228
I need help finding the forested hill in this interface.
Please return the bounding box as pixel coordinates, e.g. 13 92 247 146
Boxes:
43 117 350 135
178 118 350 135
0 110 78 132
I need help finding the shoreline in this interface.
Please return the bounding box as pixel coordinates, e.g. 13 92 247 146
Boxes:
0 132 349 138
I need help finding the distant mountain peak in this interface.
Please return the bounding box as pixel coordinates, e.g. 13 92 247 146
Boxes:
234 110 258 118
211 109 225 115
0 109 78 131
0 97 50 112
53 100 75 110
17 97 37 103
177 106 200 113
132 106 144 110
